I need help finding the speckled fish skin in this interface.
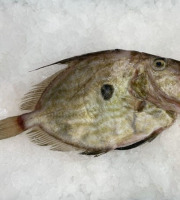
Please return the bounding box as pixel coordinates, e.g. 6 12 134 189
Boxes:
0 49 180 155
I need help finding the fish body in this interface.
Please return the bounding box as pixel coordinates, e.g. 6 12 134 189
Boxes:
0 49 180 155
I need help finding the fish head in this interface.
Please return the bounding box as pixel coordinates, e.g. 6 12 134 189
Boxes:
133 53 180 113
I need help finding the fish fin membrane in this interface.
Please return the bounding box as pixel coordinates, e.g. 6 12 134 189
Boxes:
0 116 23 140
31 49 122 70
27 127 83 152
59 49 122 64
20 70 62 111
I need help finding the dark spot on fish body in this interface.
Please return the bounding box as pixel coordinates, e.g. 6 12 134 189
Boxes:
137 101 146 112
101 84 114 100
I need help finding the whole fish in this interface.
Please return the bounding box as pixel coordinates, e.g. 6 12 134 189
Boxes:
0 49 180 156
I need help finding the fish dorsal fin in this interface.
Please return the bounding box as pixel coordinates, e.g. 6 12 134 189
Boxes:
27 127 83 152
33 49 124 68
21 49 126 111
30 50 122 71
59 49 124 64
21 70 63 111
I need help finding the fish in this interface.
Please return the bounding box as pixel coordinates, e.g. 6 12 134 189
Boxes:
0 49 180 156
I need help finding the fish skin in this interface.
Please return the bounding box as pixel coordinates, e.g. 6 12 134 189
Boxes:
0 49 180 155
21 50 177 153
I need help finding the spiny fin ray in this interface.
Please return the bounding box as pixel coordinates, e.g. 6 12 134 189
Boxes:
20 70 63 111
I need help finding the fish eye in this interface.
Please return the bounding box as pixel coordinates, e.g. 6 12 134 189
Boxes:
153 59 166 71
101 84 114 100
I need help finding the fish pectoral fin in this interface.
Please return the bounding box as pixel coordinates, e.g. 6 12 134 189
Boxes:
81 150 108 157
27 127 82 152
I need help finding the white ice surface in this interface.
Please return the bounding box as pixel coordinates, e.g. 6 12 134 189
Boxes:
0 0 180 199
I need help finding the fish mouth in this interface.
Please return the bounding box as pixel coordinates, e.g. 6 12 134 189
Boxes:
129 69 180 113
146 68 180 113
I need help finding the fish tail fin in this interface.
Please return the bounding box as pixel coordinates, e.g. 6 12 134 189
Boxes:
0 116 24 140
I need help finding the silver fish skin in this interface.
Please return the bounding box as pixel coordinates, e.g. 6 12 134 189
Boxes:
0 49 179 156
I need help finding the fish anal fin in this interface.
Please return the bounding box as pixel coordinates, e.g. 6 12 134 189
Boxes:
81 150 108 157
147 127 163 143
115 139 147 150
27 127 81 152
20 70 62 111
116 127 165 151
